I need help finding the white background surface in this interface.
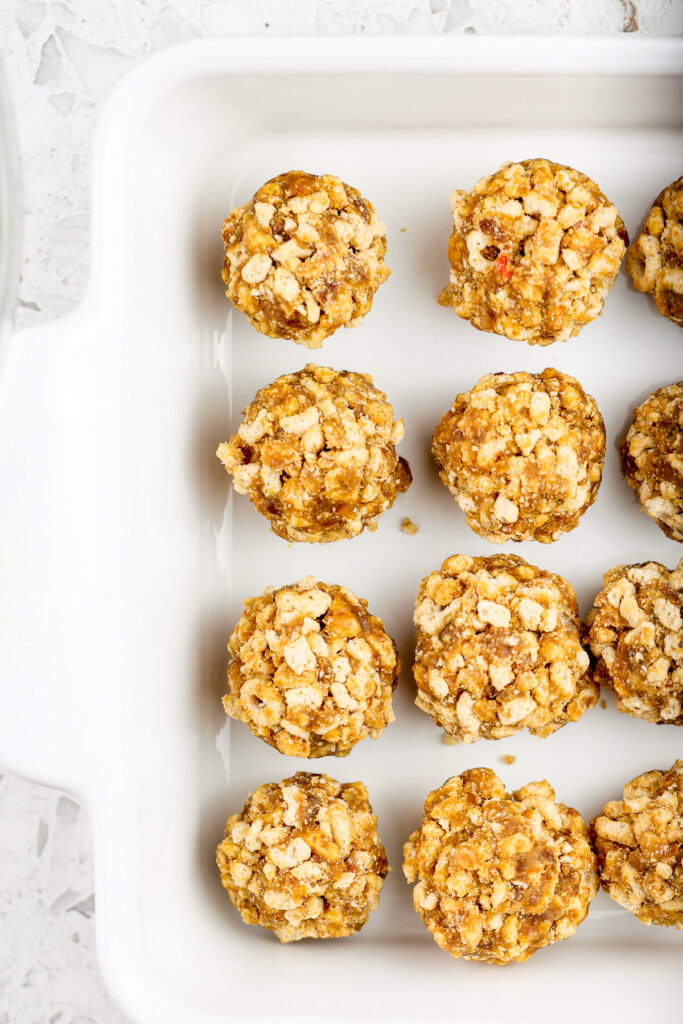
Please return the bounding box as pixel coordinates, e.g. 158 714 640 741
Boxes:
1 3 682 1023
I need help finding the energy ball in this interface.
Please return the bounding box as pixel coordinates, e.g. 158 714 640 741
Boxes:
587 559 683 725
413 554 598 743
217 364 411 543
591 761 683 928
403 768 598 964
221 170 390 347
626 176 683 326
431 369 605 544
217 772 389 942
620 382 683 542
224 576 400 758
439 157 627 345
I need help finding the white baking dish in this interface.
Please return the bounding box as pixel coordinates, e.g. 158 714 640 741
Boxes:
1 37 682 1024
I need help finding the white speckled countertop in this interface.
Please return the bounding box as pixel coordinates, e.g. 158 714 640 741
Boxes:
1 2 681 1021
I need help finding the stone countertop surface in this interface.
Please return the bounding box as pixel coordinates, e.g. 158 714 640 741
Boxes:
1 1 682 1021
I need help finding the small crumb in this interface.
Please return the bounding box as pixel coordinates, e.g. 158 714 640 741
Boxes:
401 517 418 535
501 754 516 766
600 698 607 709
442 734 460 746
400 227 407 233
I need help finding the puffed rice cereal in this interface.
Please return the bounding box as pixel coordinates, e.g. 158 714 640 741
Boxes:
413 554 598 743
620 382 683 542
431 369 605 543
217 772 389 941
224 576 400 758
221 170 390 347
439 157 627 345
591 761 683 927
626 176 683 326
587 559 683 725
403 768 598 963
217 364 411 543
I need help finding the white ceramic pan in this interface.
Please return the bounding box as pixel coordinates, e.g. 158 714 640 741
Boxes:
1 37 682 1024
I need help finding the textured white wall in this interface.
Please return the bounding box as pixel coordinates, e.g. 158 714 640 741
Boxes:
1 2 681 1021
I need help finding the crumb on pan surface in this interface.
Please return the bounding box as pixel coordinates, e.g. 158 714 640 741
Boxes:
431 368 605 544
620 382 683 542
401 517 418 535
224 576 400 758
403 768 598 963
217 363 411 543
587 559 683 725
591 760 683 928
439 157 627 345
221 170 390 347
626 176 683 327
217 772 388 942
412 554 598 743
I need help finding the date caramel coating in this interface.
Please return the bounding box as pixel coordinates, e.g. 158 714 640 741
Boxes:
587 559 683 725
591 761 683 928
626 176 683 327
221 170 390 347
439 158 627 345
217 773 389 942
217 364 411 543
403 769 598 963
224 576 400 758
413 554 598 743
431 369 605 544
620 382 683 542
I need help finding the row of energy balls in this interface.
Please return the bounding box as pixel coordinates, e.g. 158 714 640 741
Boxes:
222 160 683 347
218 361 683 546
216 565 683 960
214 161 683 961
217 763 683 961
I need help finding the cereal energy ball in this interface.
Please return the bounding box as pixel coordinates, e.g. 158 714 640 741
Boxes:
591 761 683 928
217 364 411 543
221 170 390 347
403 769 598 963
217 772 389 942
413 554 597 743
626 176 683 327
431 369 605 544
620 382 683 542
587 560 683 725
224 577 400 758
439 158 627 345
